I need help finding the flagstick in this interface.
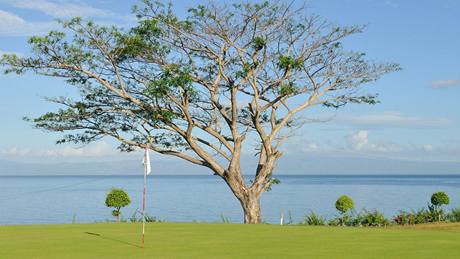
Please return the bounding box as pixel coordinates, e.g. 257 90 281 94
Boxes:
141 150 147 248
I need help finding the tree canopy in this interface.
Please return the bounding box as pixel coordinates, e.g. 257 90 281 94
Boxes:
335 195 354 214
431 192 450 207
1 0 399 223
105 188 131 221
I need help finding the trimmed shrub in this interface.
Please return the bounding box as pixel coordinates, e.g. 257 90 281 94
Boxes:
335 195 354 226
430 192 449 222
105 188 131 222
431 192 450 207
335 195 354 214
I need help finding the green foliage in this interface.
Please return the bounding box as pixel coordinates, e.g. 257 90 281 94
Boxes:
129 210 161 223
277 55 304 70
327 218 340 226
145 64 193 98
431 192 450 207
394 209 436 225
115 34 153 62
323 94 380 109
329 209 389 227
105 188 131 222
448 208 460 223
252 36 266 51
264 176 281 192
220 213 231 224
339 214 355 226
235 62 260 79
358 210 390 227
394 193 451 225
335 195 354 214
286 211 294 225
346 212 364 226
428 204 447 222
302 211 326 226
413 208 436 224
429 192 449 222
188 4 207 17
112 210 121 217
393 211 416 225
277 82 296 95
144 214 160 223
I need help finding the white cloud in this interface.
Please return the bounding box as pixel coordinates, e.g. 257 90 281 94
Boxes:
347 130 399 153
423 144 433 152
0 9 23 24
336 112 450 128
0 141 118 158
348 130 368 151
4 0 112 18
0 9 56 36
431 79 459 89
283 137 322 153
304 143 319 151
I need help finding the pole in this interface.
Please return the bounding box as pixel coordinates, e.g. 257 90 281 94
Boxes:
141 150 147 248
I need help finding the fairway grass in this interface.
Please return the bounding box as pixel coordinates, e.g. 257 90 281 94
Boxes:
1 223 459 258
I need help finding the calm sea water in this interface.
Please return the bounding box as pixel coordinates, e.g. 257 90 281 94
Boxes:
1 175 460 225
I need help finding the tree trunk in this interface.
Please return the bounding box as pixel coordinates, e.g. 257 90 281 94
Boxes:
240 192 262 224
223 170 263 224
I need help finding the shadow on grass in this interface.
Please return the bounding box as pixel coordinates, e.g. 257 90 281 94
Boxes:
84 232 142 248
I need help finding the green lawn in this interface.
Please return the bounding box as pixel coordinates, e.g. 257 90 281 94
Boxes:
1 223 459 258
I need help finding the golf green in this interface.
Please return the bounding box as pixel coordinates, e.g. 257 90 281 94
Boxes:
1 223 459 258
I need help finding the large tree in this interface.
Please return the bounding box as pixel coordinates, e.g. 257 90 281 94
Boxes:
1 1 399 223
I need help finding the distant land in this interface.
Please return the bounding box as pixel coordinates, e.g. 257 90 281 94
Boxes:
1 154 459 176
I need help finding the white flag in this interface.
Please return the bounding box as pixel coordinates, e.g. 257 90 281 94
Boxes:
143 148 151 175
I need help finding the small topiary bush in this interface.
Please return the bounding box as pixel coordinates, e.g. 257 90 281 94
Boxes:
335 195 354 226
105 188 131 222
430 192 450 222
431 192 450 207
335 195 355 214
301 191 460 227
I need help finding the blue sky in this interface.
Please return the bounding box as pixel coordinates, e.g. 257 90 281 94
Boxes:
0 0 459 174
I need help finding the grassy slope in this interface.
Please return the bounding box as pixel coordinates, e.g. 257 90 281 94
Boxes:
1 223 460 258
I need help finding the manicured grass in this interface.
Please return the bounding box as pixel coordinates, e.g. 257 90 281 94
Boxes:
1 223 460 258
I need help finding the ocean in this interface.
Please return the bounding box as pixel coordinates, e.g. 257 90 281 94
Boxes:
1 174 459 225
